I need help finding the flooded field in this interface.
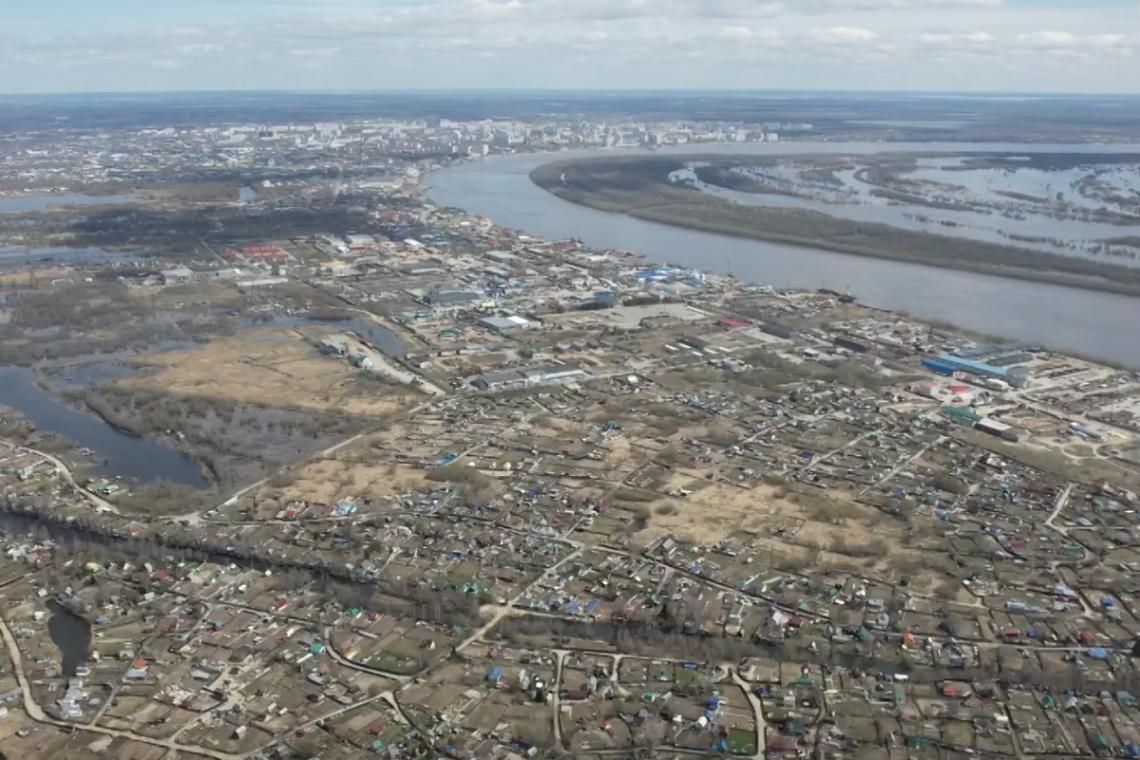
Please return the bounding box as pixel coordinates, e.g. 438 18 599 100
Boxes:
685 153 1140 262
0 193 136 213
0 246 152 271
0 307 406 490
0 365 209 487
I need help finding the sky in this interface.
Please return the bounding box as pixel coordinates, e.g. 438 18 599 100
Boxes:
1 0 1139 94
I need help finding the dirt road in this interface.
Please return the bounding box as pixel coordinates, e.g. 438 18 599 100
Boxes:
0 611 240 760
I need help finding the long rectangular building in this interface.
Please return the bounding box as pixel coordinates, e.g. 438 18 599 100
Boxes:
470 362 589 391
936 354 1030 387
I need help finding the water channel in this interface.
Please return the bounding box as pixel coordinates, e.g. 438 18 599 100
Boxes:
0 366 210 488
427 142 1140 367
0 315 404 486
246 315 406 356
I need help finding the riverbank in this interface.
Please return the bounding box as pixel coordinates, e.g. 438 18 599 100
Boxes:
530 156 1140 299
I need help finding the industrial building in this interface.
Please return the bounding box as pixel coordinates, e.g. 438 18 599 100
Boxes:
718 318 750 331
423 288 483 308
470 362 588 391
942 407 983 426
760 322 794 340
160 266 242 286
934 354 1030 387
478 315 536 334
975 417 1030 442
484 250 522 266
834 335 872 354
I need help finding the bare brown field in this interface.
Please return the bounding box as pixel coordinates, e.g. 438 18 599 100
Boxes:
121 327 412 415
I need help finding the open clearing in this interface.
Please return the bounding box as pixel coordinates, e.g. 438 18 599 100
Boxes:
121 327 412 416
635 482 947 589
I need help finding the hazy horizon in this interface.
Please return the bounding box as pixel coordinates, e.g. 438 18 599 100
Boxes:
3 0 1139 95
4 88 1140 99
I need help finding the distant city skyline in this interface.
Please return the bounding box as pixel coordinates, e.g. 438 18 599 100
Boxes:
2 0 1138 94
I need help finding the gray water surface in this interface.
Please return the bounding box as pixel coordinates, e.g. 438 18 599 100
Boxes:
0 194 135 213
0 366 208 487
47 601 92 679
427 142 1140 367
0 246 151 270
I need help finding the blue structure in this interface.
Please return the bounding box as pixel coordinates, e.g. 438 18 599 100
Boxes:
936 354 1030 386
937 354 1008 377
922 359 957 376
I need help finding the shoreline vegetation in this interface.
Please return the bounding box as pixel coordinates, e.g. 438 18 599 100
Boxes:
529 155 1140 298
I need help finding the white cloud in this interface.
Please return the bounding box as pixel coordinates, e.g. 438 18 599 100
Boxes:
470 0 524 17
179 43 224 54
719 26 754 39
1016 31 1137 53
811 26 878 43
809 0 998 7
1087 34 1135 48
287 47 341 57
1017 30 1078 47
1 0 1138 93
919 31 993 44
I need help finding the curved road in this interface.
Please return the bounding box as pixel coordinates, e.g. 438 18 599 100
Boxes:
0 611 239 760
26 446 119 514
0 442 119 514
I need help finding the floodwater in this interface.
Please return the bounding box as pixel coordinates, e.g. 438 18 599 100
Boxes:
684 167 1138 260
427 142 1140 367
239 185 259 202
0 366 209 487
46 361 149 389
684 159 1140 259
846 119 974 129
245 315 407 356
0 314 402 487
0 193 136 213
0 246 151 271
47 601 91 679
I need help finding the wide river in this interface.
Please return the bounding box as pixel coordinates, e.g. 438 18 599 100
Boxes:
428 142 1140 367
